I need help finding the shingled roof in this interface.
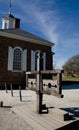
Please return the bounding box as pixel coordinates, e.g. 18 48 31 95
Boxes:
0 28 54 46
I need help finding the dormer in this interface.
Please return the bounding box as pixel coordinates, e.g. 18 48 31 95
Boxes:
1 13 20 29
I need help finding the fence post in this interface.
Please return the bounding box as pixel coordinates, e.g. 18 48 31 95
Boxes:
10 83 13 97
57 72 62 95
5 82 8 93
26 74 28 89
19 85 22 101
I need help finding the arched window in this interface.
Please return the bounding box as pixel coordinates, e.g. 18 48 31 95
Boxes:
31 50 46 71
8 46 27 72
4 21 8 29
13 48 22 71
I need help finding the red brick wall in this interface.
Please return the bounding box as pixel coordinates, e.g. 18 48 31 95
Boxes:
0 36 52 87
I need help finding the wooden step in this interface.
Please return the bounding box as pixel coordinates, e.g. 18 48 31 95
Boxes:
49 108 69 121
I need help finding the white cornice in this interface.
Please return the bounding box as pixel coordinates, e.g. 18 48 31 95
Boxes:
0 31 54 47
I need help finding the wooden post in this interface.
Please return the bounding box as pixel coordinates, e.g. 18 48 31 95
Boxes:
10 83 13 96
5 82 8 93
37 52 42 113
36 72 43 113
36 51 48 113
57 72 62 95
26 74 28 89
19 85 22 101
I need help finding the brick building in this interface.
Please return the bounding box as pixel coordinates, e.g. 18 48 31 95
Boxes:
0 13 54 87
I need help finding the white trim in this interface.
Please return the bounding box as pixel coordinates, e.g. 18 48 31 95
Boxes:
8 46 13 71
22 49 27 71
31 50 35 71
0 31 54 47
14 46 23 51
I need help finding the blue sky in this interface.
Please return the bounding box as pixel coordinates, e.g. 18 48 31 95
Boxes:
0 0 79 69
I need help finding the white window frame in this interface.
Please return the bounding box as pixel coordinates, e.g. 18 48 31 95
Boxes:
8 46 14 70
8 46 27 72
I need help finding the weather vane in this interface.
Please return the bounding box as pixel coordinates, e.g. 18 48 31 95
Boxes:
9 0 12 14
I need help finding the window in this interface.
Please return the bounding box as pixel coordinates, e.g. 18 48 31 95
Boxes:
2 19 13 29
4 21 9 29
13 48 22 71
8 46 27 72
31 50 46 71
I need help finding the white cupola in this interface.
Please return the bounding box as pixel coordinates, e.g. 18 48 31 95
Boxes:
1 13 20 29
1 0 20 29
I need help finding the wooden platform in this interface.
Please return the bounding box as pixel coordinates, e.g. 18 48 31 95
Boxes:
11 102 79 130
0 90 79 129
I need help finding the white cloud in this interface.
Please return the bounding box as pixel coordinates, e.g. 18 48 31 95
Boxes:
31 10 59 43
13 0 74 68
13 0 59 44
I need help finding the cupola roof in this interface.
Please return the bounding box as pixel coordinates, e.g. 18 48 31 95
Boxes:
2 13 14 19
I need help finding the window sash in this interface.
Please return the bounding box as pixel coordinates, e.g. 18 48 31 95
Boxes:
13 48 22 71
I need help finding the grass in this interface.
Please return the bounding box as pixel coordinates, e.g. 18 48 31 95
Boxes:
53 76 79 82
62 76 79 82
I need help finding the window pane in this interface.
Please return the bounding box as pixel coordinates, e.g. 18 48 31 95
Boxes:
13 48 22 71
